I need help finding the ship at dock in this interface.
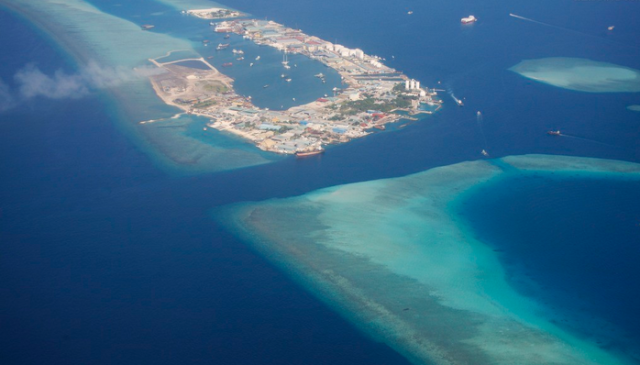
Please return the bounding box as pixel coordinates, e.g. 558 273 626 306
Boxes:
295 147 325 157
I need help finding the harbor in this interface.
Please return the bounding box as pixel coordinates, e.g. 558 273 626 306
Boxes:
146 18 441 155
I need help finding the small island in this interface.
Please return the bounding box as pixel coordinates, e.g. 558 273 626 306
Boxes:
147 19 441 155
185 8 243 20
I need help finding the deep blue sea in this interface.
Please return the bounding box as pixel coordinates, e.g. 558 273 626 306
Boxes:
1 0 640 363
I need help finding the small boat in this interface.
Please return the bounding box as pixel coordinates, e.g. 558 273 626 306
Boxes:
481 149 489 156
237 57 244 61
141 24 155 30
250 62 254 67
292 97 296 101
286 78 292 82
281 74 286 78
202 39 210 44
408 11 413 15
296 148 324 158
374 125 386 130
263 84 269 88
224 34 231 39
315 73 325 78
255 56 261 61
284 65 291 69
608 25 615 31
222 62 233 67
217 43 230 50
209 22 215 26
547 130 561 136
461 15 477 24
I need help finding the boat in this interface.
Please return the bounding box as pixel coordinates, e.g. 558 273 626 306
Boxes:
216 43 230 50
315 73 325 78
237 57 244 61
224 34 231 39
263 84 269 88
608 25 615 31
207 56 214 59
481 149 489 156
202 40 210 44
232 49 244 54
286 78 292 82
141 24 155 30
255 56 261 61
281 74 286 78
450 94 464 107
296 148 324 157
209 21 215 26
461 15 477 24
282 51 289 67
284 65 291 69
547 130 561 136
250 62 254 67
222 62 233 67
408 11 413 15
374 125 386 130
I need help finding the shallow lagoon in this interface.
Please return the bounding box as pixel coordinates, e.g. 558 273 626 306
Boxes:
510 57 640 93
218 154 640 365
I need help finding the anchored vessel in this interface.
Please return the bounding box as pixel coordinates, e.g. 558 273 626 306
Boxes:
461 15 477 24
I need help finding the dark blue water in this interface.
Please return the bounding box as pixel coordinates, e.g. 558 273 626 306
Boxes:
0 9 410 365
2 0 640 363
456 172 640 353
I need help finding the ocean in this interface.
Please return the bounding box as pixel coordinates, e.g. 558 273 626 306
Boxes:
1 0 639 363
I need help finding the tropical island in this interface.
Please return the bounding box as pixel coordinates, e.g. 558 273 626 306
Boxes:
147 19 441 155
184 8 243 20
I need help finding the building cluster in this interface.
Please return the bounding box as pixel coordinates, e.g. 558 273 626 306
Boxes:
215 20 392 76
152 19 442 155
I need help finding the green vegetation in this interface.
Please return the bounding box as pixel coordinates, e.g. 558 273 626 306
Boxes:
392 82 406 93
192 99 217 109
339 95 416 115
198 81 228 94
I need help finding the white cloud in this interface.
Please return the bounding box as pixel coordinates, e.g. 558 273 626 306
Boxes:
11 61 165 102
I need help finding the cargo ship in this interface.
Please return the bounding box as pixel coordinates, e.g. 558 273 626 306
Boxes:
216 43 230 50
461 15 477 24
547 130 561 136
296 147 324 157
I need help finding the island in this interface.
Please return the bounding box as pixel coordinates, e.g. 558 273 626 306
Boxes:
147 19 441 155
184 8 243 20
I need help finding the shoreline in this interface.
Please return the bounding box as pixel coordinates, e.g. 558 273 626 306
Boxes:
216 154 640 365
144 18 442 155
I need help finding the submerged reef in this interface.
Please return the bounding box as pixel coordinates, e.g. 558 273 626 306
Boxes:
510 57 640 93
1 0 278 174
218 154 640 365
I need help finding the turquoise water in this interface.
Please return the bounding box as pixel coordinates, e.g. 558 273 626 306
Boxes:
3 0 640 364
217 155 640 364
